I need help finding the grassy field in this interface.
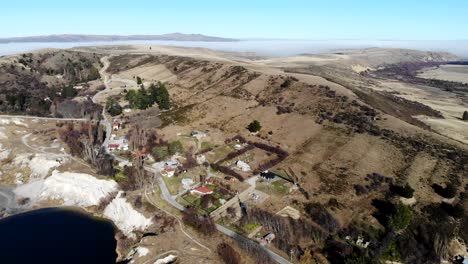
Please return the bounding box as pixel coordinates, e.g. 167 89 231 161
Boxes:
256 179 290 196
162 176 182 195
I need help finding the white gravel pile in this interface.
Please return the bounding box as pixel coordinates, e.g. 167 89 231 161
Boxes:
104 191 152 238
154 255 177 264
0 118 27 127
0 127 7 139
29 155 61 180
12 154 61 181
136 247 149 257
0 143 10 162
41 171 118 207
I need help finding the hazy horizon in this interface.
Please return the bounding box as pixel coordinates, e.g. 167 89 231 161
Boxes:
1 33 468 42
2 1 468 58
2 1 467 40
2 39 468 59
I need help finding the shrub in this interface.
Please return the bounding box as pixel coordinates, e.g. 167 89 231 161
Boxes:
440 202 465 218
463 110 468 121
280 78 292 88
201 194 217 209
354 184 368 196
387 203 412 231
247 120 262 132
61 85 78 98
106 97 122 116
182 207 216 235
305 203 341 233
136 76 142 85
168 140 183 155
182 151 198 170
372 200 410 230
217 242 240 264
390 183 415 198
152 146 169 161
432 183 457 198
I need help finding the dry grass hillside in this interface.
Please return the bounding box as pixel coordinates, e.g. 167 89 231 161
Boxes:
100 47 468 263
2 45 466 264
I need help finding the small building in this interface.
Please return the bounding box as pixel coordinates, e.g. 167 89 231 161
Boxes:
190 186 214 196
112 119 122 130
236 160 251 172
108 143 120 151
264 233 275 242
260 233 276 245
109 137 128 151
161 167 176 177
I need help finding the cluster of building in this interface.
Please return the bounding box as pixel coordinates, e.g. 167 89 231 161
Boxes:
108 119 129 152
108 134 129 151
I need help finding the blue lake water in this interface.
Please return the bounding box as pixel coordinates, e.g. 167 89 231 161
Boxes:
1 39 468 58
0 208 117 264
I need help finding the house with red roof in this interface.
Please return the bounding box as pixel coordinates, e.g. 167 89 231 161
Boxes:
190 186 214 195
108 143 120 151
160 167 176 177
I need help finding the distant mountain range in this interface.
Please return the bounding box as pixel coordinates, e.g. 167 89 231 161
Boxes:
0 33 238 43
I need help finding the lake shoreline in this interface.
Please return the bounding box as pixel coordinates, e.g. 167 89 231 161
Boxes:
0 203 131 263
0 206 119 263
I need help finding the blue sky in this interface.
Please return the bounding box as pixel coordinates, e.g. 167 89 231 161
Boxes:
1 0 467 40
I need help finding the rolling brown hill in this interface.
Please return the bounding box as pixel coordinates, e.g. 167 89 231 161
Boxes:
101 47 467 263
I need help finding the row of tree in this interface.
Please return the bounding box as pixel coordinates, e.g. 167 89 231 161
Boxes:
58 122 115 176
125 82 170 110
182 207 217 235
106 97 123 116
240 208 327 260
